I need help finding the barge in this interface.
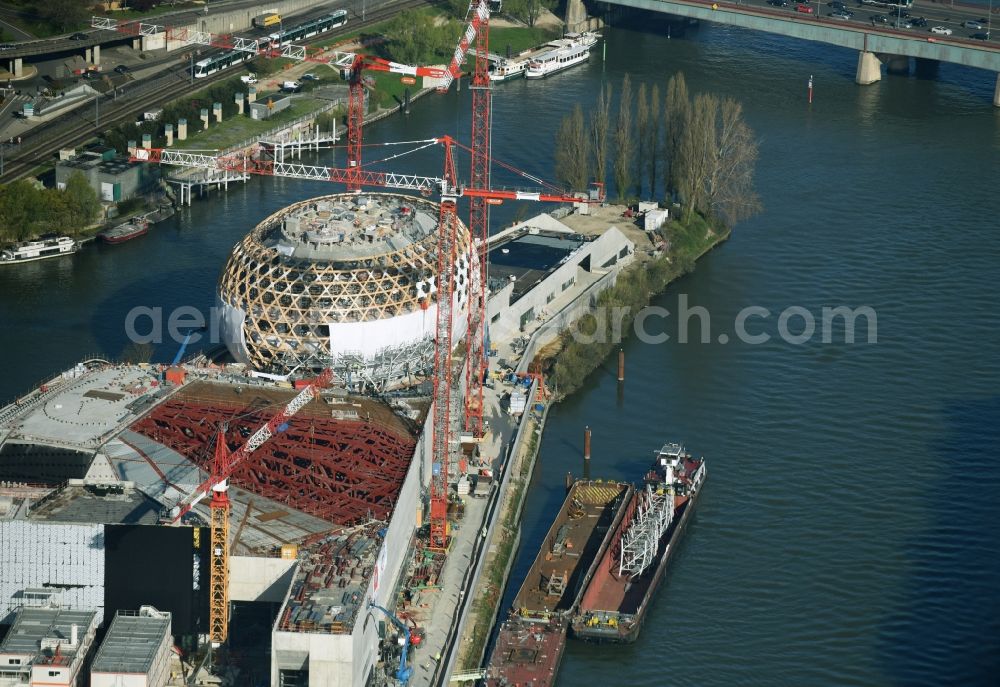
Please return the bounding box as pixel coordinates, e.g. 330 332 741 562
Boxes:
484 479 633 687
99 218 149 244
570 443 706 643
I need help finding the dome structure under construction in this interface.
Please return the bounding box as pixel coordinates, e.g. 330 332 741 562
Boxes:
217 193 473 388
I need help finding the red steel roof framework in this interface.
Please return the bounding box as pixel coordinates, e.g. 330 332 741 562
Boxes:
130 396 416 526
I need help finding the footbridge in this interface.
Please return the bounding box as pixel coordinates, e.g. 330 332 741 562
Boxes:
598 0 1000 104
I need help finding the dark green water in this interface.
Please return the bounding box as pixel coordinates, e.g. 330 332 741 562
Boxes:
2 19 999 686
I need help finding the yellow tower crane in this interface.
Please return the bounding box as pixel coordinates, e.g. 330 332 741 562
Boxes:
172 370 332 643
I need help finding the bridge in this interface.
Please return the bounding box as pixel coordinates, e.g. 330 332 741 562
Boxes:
598 0 1000 105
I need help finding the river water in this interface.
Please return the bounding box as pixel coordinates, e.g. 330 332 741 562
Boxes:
2 17 999 686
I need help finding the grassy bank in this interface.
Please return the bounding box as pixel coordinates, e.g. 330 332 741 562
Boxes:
547 212 731 398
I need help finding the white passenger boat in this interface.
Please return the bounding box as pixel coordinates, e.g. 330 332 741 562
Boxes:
489 58 528 82
524 32 600 80
0 236 78 264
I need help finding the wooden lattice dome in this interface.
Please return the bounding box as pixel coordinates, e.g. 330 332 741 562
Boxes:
218 193 472 376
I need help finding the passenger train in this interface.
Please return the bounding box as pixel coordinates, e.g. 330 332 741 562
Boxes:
193 11 348 79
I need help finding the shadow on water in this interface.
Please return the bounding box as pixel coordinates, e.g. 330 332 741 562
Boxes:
877 395 1000 686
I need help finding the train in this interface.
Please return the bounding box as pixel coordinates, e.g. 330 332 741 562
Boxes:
193 11 349 79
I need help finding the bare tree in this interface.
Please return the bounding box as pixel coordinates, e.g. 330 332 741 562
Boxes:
589 83 612 190
648 83 661 199
677 93 761 227
663 72 690 196
705 97 762 226
677 92 717 221
612 73 633 202
554 104 589 192
635 82 649 198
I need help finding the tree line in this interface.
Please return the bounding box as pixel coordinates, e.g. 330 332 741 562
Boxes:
0 173 101 243
555 71 762 229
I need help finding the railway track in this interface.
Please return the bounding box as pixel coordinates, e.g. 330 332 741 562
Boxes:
0 0 430 184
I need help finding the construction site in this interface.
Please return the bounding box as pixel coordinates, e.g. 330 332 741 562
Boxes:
0 2 649 686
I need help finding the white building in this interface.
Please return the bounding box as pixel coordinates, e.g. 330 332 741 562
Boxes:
90 607 172 687
0 607 98 687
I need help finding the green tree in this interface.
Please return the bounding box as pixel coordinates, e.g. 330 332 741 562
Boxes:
62 171 101 227
612 73 633 202
504 0 558 27
589 83 611 191
382 11 457 65
554 104 588 192
38 0 88 33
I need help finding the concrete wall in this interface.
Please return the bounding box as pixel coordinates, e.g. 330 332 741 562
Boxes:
177 0 328 43
229 557 296 603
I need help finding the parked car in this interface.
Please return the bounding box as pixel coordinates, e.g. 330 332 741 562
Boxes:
969 32 990 40
828 10 851 19
930 25 953 35
70 32 89 40
796 3 814 13
963 20 985 29
301 73 319 81
240 73 257 84
113 64 130 74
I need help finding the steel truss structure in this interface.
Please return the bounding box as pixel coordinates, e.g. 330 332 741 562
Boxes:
617 484 674 579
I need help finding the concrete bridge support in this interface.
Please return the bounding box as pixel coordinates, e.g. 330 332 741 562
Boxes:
85 45 100 65
6 58 22 78
856 51 881 85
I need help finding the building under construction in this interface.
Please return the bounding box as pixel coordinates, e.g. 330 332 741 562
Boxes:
0 197 635 686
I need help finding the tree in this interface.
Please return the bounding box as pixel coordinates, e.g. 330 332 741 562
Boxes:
612 73 633 202
648 83 661 199
38 0 88 32
589 83 612 191
635 82 649 198
554 104 589 192
63 172 101 227
382 11 457 65
704 97 761 226
663 71 690 196
676 93 761 227
505 0 558 27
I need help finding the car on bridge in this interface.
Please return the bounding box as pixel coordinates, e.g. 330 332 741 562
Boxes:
963 20 986 30
70 32 89 40
870 14 889 24
796 3 815 13
827 0 847 8
969 32 991 40
909 17 927 27
930 25 953 35
767 0 789 6
828 10 852 19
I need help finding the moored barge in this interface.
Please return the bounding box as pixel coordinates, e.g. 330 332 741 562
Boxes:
570 443 706 643
484 479 633 687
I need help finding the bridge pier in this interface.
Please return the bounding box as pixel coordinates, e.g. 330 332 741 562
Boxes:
7 58 22 79
85 45 101 66
855 51 881 85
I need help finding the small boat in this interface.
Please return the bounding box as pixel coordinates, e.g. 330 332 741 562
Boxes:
489 58 527 82
99 218 149 245
0 236 78 264
525 32 600 80
146 202 175 224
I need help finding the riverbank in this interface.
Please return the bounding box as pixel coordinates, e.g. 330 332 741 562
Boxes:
453 207 731 678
